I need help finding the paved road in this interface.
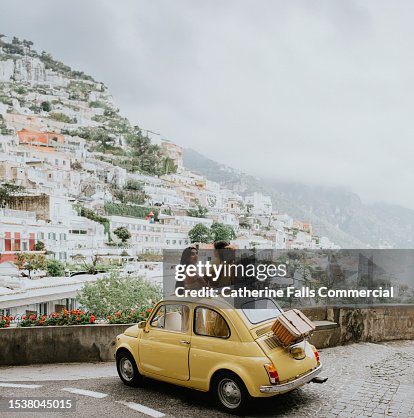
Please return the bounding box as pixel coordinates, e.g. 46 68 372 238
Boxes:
0 340 413 418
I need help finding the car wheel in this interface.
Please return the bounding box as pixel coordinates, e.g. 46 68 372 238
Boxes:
212 372 251 415
116 350 142 387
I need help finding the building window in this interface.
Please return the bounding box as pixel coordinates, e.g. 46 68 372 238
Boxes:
38 303 48 316
59 252 67 261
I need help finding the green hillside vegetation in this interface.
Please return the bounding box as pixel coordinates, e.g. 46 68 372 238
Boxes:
0 35 176 177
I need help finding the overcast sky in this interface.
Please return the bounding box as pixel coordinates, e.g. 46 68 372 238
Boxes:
1 1 414 208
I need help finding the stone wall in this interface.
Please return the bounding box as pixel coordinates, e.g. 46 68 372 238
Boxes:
0 324 131 366
304 305 414 348
0 305 413 365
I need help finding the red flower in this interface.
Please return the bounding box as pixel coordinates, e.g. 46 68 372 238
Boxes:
29 315 36 321
146 308 152 313
89 316 95 323
75 316 81 321
127 315 132 319
41 315 47 320
39 320 44 326
107 315 112 320
5 323 10 328
22 315 27 320
64 310 69 315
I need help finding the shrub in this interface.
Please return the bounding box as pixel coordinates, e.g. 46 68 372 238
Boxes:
34 241 45 251
19 310 96 327
113 226 131 243
78 206 111 239
77 273 161 317
188 223 212 243
104 203 158 220
0 315 13 328
49 112 76 124
107 309 152 324
40 101 51 112
46 259 65 277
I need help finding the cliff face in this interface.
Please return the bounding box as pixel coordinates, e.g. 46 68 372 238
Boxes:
0 57 68 87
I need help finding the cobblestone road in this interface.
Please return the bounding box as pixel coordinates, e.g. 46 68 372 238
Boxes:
255 340 414 418
0 340 413 417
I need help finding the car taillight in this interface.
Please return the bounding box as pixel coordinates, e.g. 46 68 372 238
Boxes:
264 363 279 385
312 347 320 365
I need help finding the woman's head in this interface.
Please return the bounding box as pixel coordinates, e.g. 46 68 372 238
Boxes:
214 241 235 263
214 240 230 250
180 245 198 266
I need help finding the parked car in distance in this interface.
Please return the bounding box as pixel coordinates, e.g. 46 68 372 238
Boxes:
115 297 324 414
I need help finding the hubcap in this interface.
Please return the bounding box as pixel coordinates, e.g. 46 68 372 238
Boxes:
218 378 242 409
119 357 134 381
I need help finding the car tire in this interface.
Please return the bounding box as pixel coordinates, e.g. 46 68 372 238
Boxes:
211 371 251 415
116 350 142 387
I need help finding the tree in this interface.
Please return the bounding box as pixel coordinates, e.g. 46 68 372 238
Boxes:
77 273 162 316
113 226 131 243
34 241 45 251
161 157 177 174
210 223 236 242
15 253 46 279
70 160 83 171
187 204 208 218
188 223 212 244
46 259 65 277
40 101 51 112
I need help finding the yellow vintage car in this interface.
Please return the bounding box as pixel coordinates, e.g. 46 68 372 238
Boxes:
115 297 325 414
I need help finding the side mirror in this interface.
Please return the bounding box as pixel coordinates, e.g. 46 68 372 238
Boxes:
138 321 147 329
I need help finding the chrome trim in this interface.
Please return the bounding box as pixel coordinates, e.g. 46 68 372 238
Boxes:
259 364 322 393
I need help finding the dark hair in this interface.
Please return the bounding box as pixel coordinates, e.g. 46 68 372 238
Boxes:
176 246 198 289
214 240 229 250
214 241 235 263
179 246 198 267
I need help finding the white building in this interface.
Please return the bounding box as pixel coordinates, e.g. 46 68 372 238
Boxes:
108 215 191 255
244 192 273 216
0 273 106 317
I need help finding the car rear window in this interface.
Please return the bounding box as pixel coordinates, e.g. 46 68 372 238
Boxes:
241 298 282 324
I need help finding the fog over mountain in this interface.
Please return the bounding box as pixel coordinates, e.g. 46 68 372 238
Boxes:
183 148 414 249
0 0 413 210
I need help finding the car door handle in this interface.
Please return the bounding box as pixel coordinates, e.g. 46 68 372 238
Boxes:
180 340 190 345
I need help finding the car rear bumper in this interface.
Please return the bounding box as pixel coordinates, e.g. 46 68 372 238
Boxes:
259 364 323 394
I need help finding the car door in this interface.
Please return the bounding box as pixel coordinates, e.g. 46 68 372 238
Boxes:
139 303 191 381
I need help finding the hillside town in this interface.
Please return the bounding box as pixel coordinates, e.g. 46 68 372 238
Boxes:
0 35 339 318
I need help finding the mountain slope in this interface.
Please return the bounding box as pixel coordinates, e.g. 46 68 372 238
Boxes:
183 148 414 249
0 35 175 177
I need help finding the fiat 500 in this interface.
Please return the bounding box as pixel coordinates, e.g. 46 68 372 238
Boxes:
115 297 325 414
